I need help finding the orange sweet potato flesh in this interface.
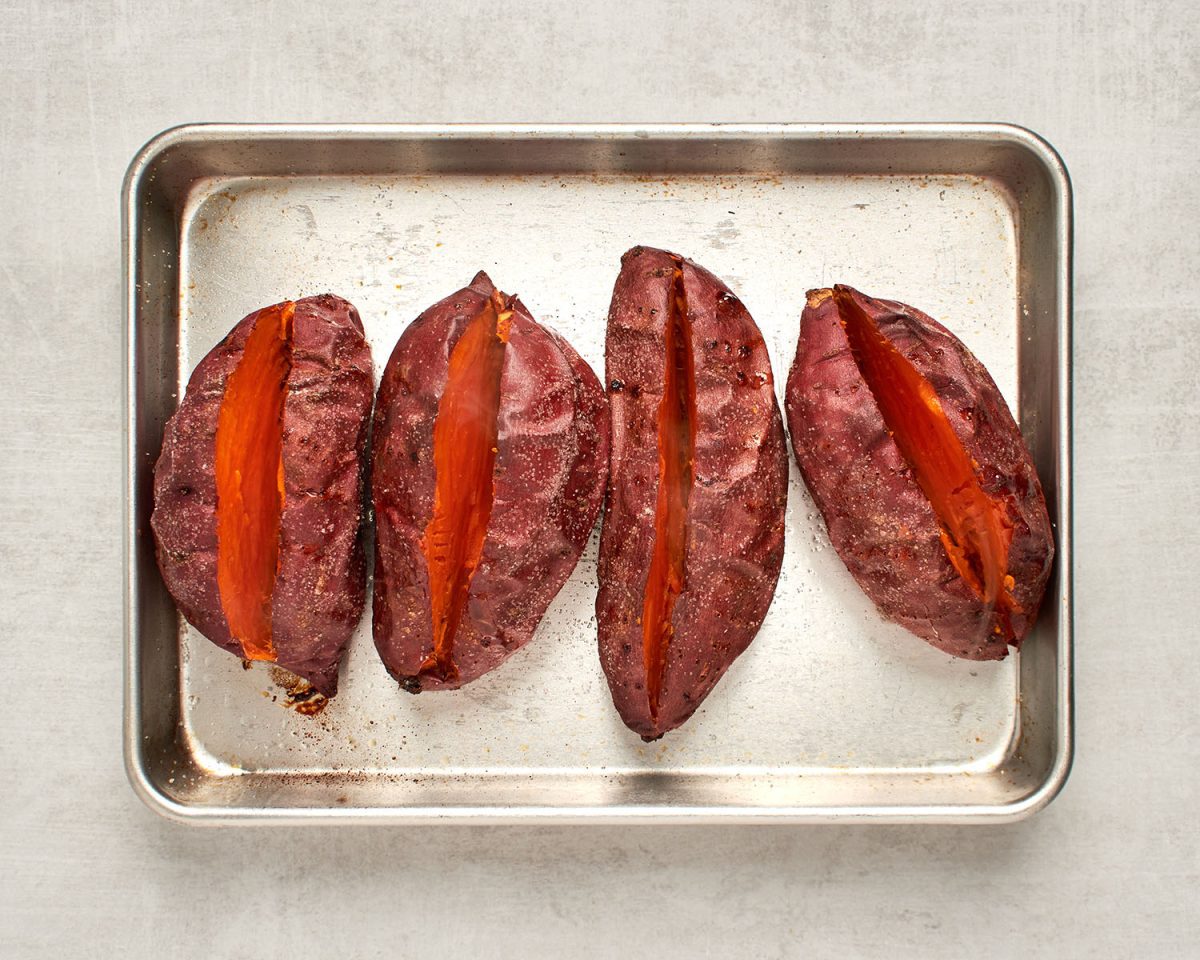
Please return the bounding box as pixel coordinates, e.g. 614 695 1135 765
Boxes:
641 267 695 722
419 294 512 682
214 302 294 661
786 285 1053 659
152 295 374 696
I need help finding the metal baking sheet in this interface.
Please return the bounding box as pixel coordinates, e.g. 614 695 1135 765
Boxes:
124 124 1072 823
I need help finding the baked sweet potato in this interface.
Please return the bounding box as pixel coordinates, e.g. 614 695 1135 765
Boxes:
372 272 609 692
598 247 789 740
151 295 374 696
786 285 1054 659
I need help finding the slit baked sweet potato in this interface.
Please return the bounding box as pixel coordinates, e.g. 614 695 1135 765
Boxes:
598 246 789 740
151 294 374 696
371 272 609 692
785 285 1054 660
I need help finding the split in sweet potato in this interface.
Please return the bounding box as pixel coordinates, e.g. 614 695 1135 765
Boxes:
214 301 294 661
372 273 609 692
598 247 789 740
836 287 1016 622
420 293 512 682
641 266 695 723
785 285 1053 659
152 295 374 696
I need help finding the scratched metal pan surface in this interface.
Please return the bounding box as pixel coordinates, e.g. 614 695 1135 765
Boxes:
123 124 1072 824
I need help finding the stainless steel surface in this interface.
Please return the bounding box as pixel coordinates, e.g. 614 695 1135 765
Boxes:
124 123 1072 823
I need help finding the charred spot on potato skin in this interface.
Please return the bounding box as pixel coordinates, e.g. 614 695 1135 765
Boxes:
399 676 423 694
833 285 1019 637
641 261 696 723
215 301 295 662
418 291 513 683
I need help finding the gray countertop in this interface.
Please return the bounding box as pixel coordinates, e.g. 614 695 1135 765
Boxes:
1 1 1196 956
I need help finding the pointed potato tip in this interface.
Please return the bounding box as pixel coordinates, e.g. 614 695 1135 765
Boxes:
469 270 495 293
621 244 678 263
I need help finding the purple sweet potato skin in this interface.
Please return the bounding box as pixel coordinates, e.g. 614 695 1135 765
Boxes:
785 286 1054 660
598 246 789 739
371 273 609 691
151 295 374 696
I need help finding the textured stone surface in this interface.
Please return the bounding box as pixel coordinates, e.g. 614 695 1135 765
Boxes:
1 0 1197 956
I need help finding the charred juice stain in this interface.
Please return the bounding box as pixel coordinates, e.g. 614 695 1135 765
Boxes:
269 665 329 715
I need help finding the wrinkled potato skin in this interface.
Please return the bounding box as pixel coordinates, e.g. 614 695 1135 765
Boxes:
372 273 609 691
598 247 789 740
785 286 1054 660
151 295 374 695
